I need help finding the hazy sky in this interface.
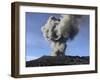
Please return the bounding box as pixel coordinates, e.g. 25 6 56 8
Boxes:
25 12 89 61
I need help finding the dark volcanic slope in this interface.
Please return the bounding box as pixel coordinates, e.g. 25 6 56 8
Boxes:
26 55 89 67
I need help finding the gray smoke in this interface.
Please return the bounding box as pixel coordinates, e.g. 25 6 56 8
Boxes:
41 14 82 56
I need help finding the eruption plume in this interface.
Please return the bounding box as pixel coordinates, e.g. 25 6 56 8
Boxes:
41 14 82 56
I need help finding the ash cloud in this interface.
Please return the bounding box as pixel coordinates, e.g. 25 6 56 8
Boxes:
41 14 83 56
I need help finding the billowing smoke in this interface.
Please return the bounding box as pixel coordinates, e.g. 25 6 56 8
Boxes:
41 14 82 56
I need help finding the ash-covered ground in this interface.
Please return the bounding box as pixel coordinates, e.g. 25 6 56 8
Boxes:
26 55 89 67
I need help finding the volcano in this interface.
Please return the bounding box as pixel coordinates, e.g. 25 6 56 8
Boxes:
26 55 89 67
